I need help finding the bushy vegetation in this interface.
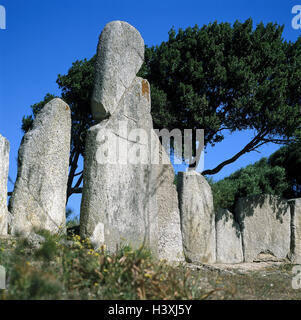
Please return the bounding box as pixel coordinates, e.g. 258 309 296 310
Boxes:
268 141 301 199
208 141 301 212
0 232 211 300
1 232 300 300
209 158 288 212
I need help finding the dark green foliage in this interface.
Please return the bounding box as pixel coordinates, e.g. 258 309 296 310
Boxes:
56 57 97 157
22 93 57 132
268 141 301 198
34 230 59 262
174 173 178 186
209 157 289 212
140 19 301 173
210 140 301 211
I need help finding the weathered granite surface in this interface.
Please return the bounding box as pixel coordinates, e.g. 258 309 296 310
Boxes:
81 77 156 252
9 98 71 236
92 20 144 121
216 208 243 263
288 198 301 264
154 138 184 261
235 194 290 262
81 77 184 261
177 171 216 263
0 134 9 235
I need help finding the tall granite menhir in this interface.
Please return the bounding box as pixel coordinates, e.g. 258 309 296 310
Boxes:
9 98 71 236
81 77 157 252
0 134 9 235
80 21 184 261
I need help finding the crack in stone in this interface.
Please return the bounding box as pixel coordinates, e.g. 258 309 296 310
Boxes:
112 132 146 146
121 114 138 123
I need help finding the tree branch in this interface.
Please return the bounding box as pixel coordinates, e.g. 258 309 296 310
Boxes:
66 150 80 199
73 174 83 189
202 130 268 176
261 138 295 145
67 173 83 200
71 188 83 194
74 170 83 177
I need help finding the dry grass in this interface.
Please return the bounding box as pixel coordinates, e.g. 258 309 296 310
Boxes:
1 232 300 300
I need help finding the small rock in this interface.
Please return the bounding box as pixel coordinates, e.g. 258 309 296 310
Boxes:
26 233 46 249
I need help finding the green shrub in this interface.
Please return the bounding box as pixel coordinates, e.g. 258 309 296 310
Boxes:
0 232 210 300
209 157 288 212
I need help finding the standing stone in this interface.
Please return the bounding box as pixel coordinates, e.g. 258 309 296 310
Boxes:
0 134 9 235
9 98 71 236
215 208 243 263
81 77 156 252
288 198 301 264
154 139 184 261
235 194 290 262
81 21 184 262
92 20 145 121
177 171 216 263
81 77 184 261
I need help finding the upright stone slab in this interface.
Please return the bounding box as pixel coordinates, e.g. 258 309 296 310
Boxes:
177 171 216 263
81 77 156 252
9 98 71 236
92 20 145 121
82 21 184 262
235 194 290 262
215 209 243 263
0 134 9 235
154 140 184 261
81 78 185 261
288 198 301 264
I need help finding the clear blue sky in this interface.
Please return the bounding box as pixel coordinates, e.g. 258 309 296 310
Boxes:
0 0 300 217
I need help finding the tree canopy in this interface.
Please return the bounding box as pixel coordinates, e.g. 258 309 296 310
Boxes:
21 19 301 203
139 19 301 173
